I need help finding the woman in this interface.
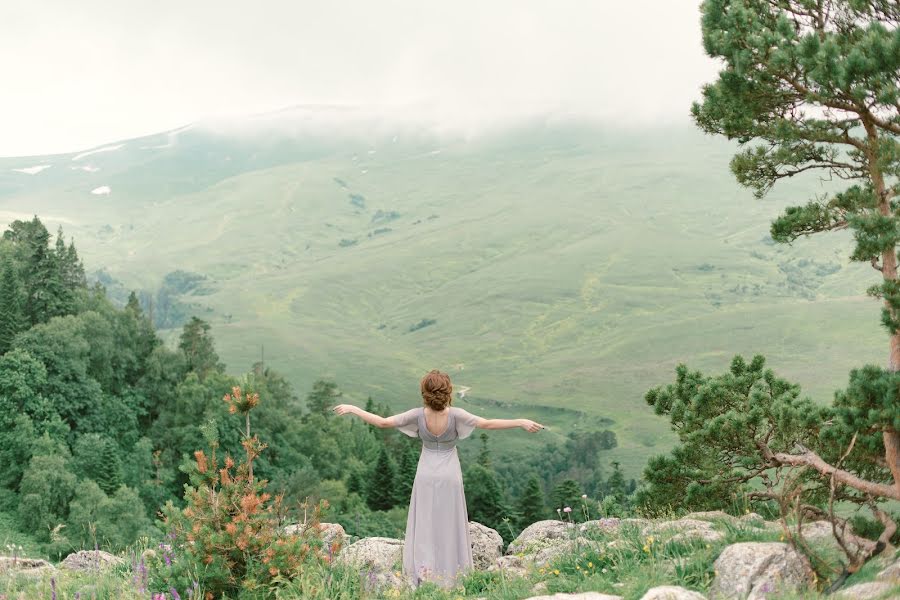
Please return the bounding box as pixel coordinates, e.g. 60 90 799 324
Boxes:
333 369 545 588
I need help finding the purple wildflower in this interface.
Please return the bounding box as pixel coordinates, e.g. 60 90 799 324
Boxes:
170 588 182 600
51 577 57 600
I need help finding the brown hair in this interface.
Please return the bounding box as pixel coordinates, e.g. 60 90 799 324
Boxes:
420 369 453 411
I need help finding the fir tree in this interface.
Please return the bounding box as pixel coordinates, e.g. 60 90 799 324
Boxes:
605 461 627 503
305 380 342 417
550 479 582 513
22 219 72 325
0 259 25 354
516 474 546 529
394 442 418 505
367 446 396 511
464 464 512 540
477 432 491 468
178 317 222 380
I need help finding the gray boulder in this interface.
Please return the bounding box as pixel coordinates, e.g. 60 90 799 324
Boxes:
710 542 813 599
508 520 577 555
60 550 124 572
523 593 623 600
834 581 899 600
798 520 874 555
0 556 56 576
488 555 529 578
641 586 708 600
684 512 739 526
878 558 900 582
645 518 724 544
335 537 407 589
284 521 348 552
469 521 503 570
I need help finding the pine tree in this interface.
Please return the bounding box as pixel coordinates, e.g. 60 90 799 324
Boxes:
464 464 512 540
64 239 86 289
366 446 396 511
178 317 222 380
477 432 491 468
682 0 900 563
0 259 25 354
394 442 418 505
605 461 626 503
306 380 342 417
550 479 582 513
22 219 72 325
74 434 123 495
516 474 546 529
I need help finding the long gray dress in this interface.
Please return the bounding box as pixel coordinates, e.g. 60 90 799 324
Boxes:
394 406 482 588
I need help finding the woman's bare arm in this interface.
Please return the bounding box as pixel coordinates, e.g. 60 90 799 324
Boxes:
477 417 545 433
333 404 395 428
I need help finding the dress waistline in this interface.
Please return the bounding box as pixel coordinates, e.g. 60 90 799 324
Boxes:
422 440 456 451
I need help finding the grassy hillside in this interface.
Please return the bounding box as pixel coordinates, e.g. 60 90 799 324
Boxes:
0 115 886 476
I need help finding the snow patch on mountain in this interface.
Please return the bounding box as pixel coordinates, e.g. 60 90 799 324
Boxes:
12 165 51 175
72 144 124 161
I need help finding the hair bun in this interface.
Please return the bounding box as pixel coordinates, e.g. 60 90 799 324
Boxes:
420 370 453 411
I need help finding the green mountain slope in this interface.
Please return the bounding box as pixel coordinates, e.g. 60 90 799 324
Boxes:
0 113 885 475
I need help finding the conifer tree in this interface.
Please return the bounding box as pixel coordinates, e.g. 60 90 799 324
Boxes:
305 380 342 417
394 442 418 504
178 317 222 380
516 474 546 528
367 446 396 511
464 463 512 539
477 432 491 469
550 479 582 513
684 0 900 567
694 1 900 366
22 220 72 325
605 461 627 503
0 259 25 354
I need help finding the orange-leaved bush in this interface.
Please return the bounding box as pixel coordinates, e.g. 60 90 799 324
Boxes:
157 386 330 599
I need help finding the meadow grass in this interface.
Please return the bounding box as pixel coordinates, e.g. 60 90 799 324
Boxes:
0 125 889 480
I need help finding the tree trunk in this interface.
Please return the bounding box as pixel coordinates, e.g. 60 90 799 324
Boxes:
865 117 900 496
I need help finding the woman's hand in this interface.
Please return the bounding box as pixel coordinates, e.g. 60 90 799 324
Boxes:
519 419 546 433
332 404 359 417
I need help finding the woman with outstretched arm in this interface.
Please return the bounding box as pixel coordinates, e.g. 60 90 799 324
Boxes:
333 369 545 588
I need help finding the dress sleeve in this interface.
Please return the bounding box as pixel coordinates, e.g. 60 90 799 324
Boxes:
453 407 483 439
390 408 421 438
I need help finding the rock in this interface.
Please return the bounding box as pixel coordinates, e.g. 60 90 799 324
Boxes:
489 555 529 578
508 520 577 555
878 558 900 582
710 542 813 600
644 519 724 544
739 513 766 527
60 550 124 572
531 540 579 567
834 581 899 599
0 556 56 576
531 581 549 594
798 520 874 555
684 512 739 525
336 536 402 570
335 537 407 589
523 593 623 600
469 521 503 570
640 586 708 600
284 521 348 552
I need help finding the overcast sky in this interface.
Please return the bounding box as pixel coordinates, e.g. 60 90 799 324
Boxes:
0 0 720 157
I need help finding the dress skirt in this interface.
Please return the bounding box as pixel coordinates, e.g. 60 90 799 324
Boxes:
393 406 482 588
402 445 473 587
